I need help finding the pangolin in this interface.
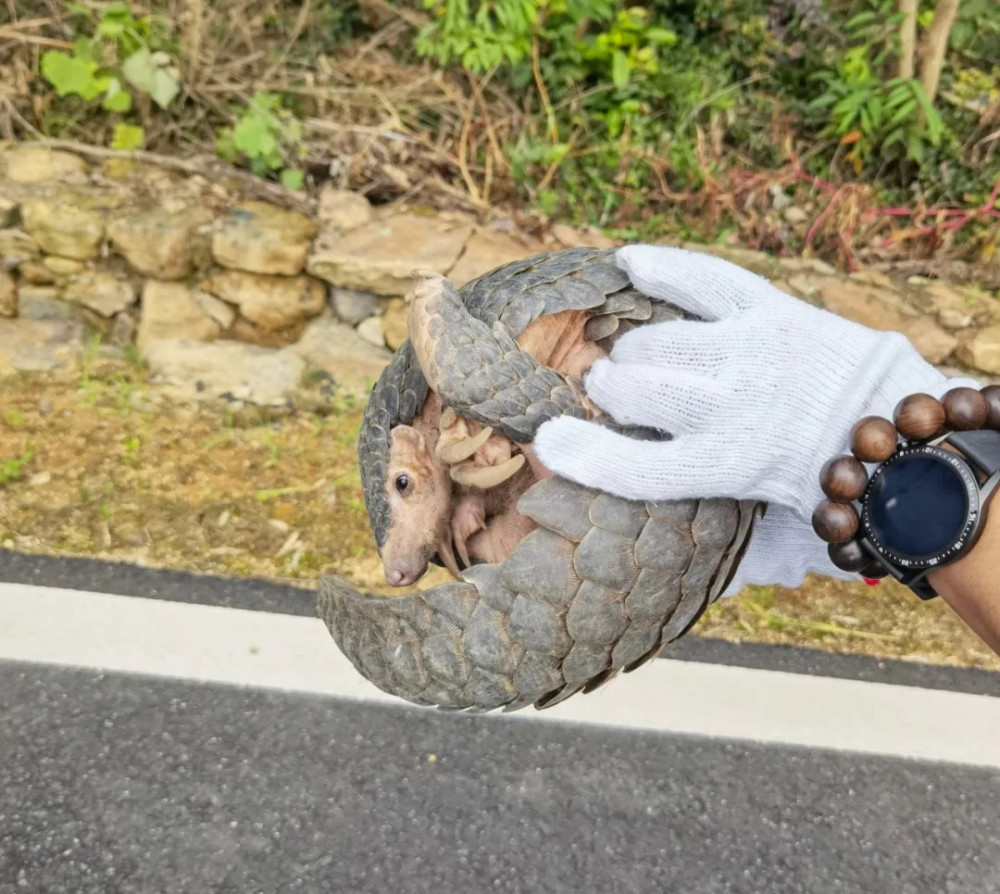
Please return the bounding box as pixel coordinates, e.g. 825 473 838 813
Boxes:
318 247 765 712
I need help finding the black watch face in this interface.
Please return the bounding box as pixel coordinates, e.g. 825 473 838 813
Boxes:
861 445 979 569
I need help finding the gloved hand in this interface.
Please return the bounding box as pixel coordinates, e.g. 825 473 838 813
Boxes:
534 244 984 594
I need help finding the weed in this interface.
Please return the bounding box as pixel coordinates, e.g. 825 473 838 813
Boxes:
216 92 306 189
122 434 141 467
254 429 281 468
0 448 33 486
39 1 181 148
2 410 26 431
201 431 238 452
804 5 946 171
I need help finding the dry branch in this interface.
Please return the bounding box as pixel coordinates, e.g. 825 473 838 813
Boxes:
0 27 73 48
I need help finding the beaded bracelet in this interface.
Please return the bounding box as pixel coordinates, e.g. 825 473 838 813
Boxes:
811 384 1000 582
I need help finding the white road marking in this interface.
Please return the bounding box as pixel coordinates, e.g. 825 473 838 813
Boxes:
2 582 999 769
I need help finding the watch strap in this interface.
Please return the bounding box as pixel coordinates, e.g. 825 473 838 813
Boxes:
945 429 1000 477
908 576 938 601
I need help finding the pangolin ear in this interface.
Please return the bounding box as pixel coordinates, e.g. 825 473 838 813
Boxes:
390 425 427 455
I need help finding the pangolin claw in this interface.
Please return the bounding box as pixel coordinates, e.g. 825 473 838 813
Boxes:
450 453 526 489
436 533 463 579
436 425 495 464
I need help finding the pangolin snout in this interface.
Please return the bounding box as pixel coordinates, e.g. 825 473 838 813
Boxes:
385 559 428 588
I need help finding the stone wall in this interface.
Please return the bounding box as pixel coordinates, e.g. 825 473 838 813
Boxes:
2 142 998 406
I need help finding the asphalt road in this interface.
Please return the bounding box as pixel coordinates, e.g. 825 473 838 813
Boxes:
2 553 999 894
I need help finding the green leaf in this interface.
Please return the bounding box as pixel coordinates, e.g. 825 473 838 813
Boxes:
72 36 99 63
121 49 158 89
883 128 905 149
885 86 911 109
845 11 877 28
40 50 103 100
102 90 132 112
121 48 180 109
96 15 127 38
644 26 676 44
101 78 132 112
859 105 872 134
232 113 278 160
150 71 180 109
111 123 144 150
887 98 916 125
806 93 839 110
909 82 943 144
866 95 883 126
611 50 629 88
833 93 865 116
280 168 305 191
924 112 943 145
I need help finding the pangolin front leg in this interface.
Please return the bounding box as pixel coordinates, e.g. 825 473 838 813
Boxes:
451 492 486 567
436 404 526 564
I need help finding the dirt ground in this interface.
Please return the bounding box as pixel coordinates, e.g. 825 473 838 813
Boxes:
2 354 998 673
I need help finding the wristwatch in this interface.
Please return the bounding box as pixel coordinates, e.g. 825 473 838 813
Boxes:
858 428 1000 599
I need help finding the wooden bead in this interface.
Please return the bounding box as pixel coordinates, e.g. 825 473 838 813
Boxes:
983 385 1000 431
811 500 859 544
893 393 945 441
850 416 897 463
820 455 868 502
942 387 989 431
827 538 870 573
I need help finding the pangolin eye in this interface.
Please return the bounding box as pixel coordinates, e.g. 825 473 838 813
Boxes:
394 474 410 494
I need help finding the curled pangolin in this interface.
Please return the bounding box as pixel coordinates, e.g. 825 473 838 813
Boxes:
318 247 764 712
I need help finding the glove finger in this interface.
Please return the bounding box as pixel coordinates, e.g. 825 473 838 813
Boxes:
608 316 735 374
616 244 792 321
533 417 740 502
584 359 726 435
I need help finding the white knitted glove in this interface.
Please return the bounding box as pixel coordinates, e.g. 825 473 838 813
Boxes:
534 244 983 594
716 505 858 596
